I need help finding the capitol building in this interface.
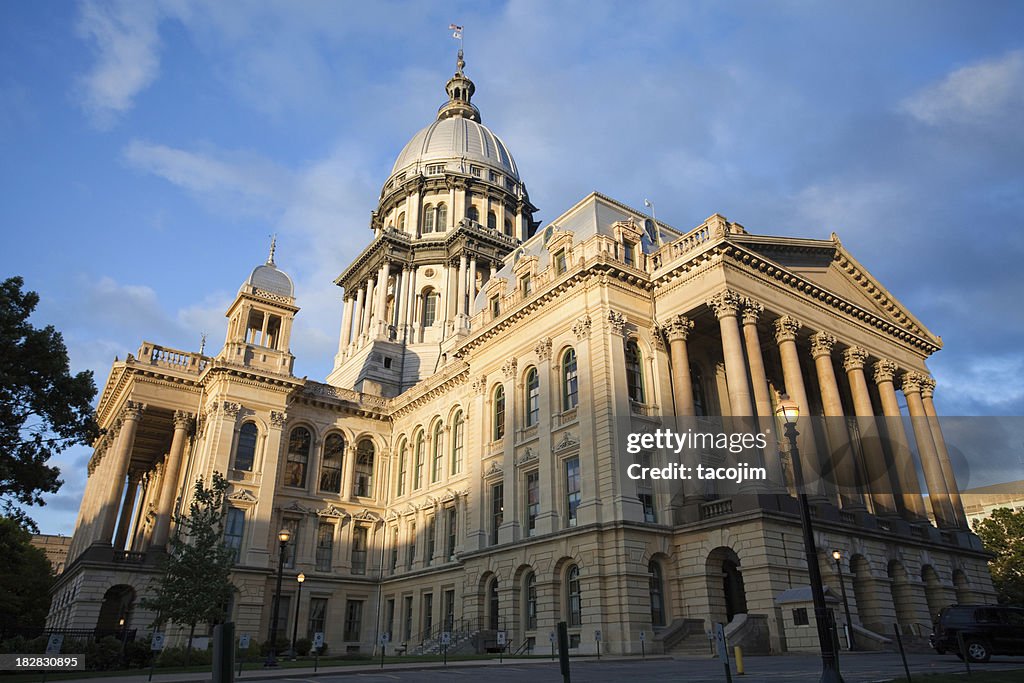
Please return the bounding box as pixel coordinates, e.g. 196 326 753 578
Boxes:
48 52 994 656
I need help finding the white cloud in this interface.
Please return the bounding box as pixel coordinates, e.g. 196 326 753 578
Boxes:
901 50 1024 127
75 0 166 127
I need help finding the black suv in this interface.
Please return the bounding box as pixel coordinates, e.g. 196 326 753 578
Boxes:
930 604 1024 662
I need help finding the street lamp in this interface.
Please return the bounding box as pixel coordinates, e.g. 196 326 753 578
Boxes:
290 573 305 660
777 395 843 683
832 550 856 651
265 527 291 667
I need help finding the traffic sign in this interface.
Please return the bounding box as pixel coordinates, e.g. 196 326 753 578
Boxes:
639 630 646 642
313 632 325 648
594 629 602 642
237 634 249 650
440 632 452 646
496 631 507 646
151 632 166 651
46 634 64 655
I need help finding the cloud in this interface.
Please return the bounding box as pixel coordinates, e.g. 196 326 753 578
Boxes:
75 0 166 127
901 50 1024 127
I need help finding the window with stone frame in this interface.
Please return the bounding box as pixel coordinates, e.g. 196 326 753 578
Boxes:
414 431 425 489
431 422 443 483
285 427 312 488
625 339 646 404
425 514 436 566
566 564 582 626
450 411 464 475
565 456 581 527
351 525 368 575
407 522 416 570
282 517 300 569
224 507 244 562
307 598 327 640
561 348 578 411
445 506 457 559
234 422 258 472
353 439 374 497
649 560 666 627
493 385 506 440
389 526 399 573
319 433 344 493
436 203 448 232
344 600 363 641
525 470 540 536
637 450 656 523
491 482 503 545
525 367 540 427
397 440 408 496
525 571 538 630
315 521 334 571
422 203 435 233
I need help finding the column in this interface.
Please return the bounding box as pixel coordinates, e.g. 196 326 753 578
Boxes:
809 332 863 509
740 301 785 488
773 316 823 497
397 267 411 341
149 410 193 549
353 286 365 340
456 254 467 320
842 347 898 517
112 472 141 550
98 401 145 544
498 357 519 544
375 261 390 338
872 361 928 521
902 372 957 528
920 377 967 527
706 290 753 416
342 444 358 503
339 295 354 349
467 256 478 313
664 314 695 416
534 338 557 534
362 276 376 341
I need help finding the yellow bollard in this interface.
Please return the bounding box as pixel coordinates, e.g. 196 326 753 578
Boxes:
734 645 745 675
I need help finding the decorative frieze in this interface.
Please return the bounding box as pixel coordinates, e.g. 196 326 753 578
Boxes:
554 431 579 452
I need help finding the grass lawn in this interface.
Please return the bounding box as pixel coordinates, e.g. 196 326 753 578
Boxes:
882 671 1024 683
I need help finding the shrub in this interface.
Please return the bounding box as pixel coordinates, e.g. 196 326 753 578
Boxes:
124 636 156 668
259 636 290 657
294 637 311 656
85 636 123 671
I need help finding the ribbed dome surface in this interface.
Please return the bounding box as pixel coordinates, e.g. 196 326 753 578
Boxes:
242 263 294 298
390 116 519 180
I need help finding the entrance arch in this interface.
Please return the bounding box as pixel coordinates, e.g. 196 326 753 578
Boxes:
707 547 747 624
96 585 135 633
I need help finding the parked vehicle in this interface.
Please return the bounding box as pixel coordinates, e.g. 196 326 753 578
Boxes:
930 604 1024 662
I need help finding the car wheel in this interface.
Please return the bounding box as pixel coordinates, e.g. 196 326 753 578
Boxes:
965 639 991 663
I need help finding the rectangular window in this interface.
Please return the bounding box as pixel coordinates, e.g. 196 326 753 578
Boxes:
637 451 657 523
407 522 416 570
390 527 399 573
446 507 457 559
307 598 327 641
520 273 532 297
444 589 456 631
793 608 809 626
566 457 581 527
622 239 636 267
489 170 499 183
423 294 437 327
422 593 434 635
554 249 567 274
425 515 436 565
490 295 500 317
385 598 396 640
344 600 363 641
283 518 300 569
224 508 244 562
426 164 444 175
451 418 464 475
526 471 540 535
431 433 443 483
315 522 334 571
397 453 407 496
470 165 481 177
403 595 414 641
491 483 504 545
351 526 368 575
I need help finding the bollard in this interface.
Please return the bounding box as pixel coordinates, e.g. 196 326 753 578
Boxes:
558 621 571 683
734 646 744 675
212 622 235 683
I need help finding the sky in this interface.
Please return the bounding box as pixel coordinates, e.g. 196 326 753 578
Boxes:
2 1 1023 535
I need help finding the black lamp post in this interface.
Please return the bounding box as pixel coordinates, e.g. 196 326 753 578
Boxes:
832 550 856 651
265 527 291 667
290 572 305 660
777 396 843 683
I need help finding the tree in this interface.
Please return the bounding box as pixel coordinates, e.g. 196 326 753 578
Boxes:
973 507 1024 606
142 472 237 656
1 276 98 530
0 516 55 635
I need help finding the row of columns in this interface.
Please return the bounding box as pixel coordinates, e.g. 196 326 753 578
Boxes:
662 289 966 529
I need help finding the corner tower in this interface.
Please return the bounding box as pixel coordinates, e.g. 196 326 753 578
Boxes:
327 50 538 395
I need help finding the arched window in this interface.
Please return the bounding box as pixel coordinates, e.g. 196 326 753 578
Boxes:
487 211 497 230
422 204 435 234
422 288 437 327
488 577 500 631
436 203 448 232
397 211 406 231
396 439 408 497
566 565 582 626
525 368 539 427
450 410 464 475
319 433 344 493
414 431 425 489
467 205 479 223
524 571 537 630
353 439 374 497
649 560 666 627
431 422 444 483
493 385 506 440
625 339 645 403
285 427 311 487
234 422 258 471
504 218 513 236
561 348 578 411
691 363 708 417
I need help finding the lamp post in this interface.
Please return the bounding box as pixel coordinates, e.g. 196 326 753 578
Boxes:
832 550 856 651
290 573 305 660
777 396 843 683
265 528 291 667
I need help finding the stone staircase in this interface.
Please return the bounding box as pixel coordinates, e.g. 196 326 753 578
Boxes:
657 618 713 656
408 629 479 656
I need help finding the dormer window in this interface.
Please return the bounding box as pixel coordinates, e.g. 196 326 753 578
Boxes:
622 239 636 267
554 249 567 275
489 295 501 317
520 273 532 297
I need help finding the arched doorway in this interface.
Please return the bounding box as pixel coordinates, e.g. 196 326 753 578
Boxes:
888 561 915 633
921 565 947 622
952 569 971 604
850 554 874 629
707 547 747 624
96 585 135 633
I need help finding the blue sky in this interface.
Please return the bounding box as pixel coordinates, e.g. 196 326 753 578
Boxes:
2 1 1023 534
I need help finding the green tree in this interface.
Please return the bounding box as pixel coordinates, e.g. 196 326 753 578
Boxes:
973 507 1024 606
142 472 237 657
0 516 56 633
1 276 98 530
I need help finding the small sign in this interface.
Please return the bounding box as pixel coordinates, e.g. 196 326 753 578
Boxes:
45 634 64 655
440 632 451 646
151 632 166 651
594 629 602 642
639 631 646 642
496 631 507 646
378 632 389 646
549 631 556 643
714 622 729 661
313 632 325 648
237 634 249 650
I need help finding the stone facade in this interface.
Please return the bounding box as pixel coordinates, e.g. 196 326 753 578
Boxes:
48 53 994 656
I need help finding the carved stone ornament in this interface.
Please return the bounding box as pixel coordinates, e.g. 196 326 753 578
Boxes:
706 290 743 319
317 504 349 519
122 400 147 421
809 332 838 359
281 500 313 515
663 314 694 343
517 448 538 467
534 337 553 361
353 508 381 522
228 489 258 505
872 359 899 385
472 375 488 395
741 298 764 326
842 346 868 373
773 315 802 344
572 315 592 340
919 375 937 399
501 357 518 379
554 431 579 452
607 310 627 336
172 410 194 430
900 371 926 395
485 460 503 477
222 401 242 417
650 324 666 350
270 410 287 427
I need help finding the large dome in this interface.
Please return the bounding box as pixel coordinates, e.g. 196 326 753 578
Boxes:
390 116 519 180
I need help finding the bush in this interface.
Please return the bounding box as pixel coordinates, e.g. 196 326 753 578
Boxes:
259 636 290 657
156 644 213 668
294 637 311 656
85 636 123 671
124 636 156 668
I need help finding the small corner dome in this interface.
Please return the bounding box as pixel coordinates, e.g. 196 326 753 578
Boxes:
242 262 294 298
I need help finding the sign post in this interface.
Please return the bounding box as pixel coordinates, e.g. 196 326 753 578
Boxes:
714 623 733 683
441 631 451 666
496 630 506 664
148 633 164 682
377 632 387 670
594 630 602 660
639 630 646 659
313 632 324 673
549 631 556 661
237 634 249 678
